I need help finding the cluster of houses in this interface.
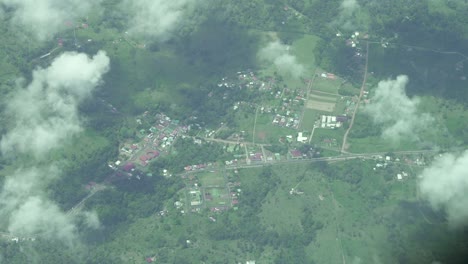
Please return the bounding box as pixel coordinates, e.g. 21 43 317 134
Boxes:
184 163 212 172
217 70 271 91
147 113 188 149
272 114 300 129
117 113 189 170
320 72 337 80
225 159 239 166
248 152 264 163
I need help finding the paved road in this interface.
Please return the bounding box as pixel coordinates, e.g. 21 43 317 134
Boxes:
201 137 271 147
226 148 441 170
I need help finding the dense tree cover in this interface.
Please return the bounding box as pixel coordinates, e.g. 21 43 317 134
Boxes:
366 0 468 50
84 175 181 230
0 240 87 264
1 0 468 263
312 0 468 101
348 113 381 139
385 201 468 264
265 144 289 155
175 17 260 77
204 166 323 263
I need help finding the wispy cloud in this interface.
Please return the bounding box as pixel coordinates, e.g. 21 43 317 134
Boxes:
419 151 468 227
333 0 360 29
123 0 197 40
0 167 75 242
364 75 433 142
0 0 101 40
0 51 109 243
259 40 305 79
1 51 110 157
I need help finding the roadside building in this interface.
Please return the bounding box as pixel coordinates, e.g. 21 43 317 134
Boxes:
297 132 307 143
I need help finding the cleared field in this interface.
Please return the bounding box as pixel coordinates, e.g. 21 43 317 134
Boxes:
301 109 319 131
204 187 230 208
308 93 337 102
306 100 336 112
312 77 342 94
254 114 296 144
198 171 225 187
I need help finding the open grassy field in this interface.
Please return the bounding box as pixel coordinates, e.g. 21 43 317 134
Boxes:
301 109 319 131
253 113 297 144
311 76 342 94
292 35 320 71
311 127 345 149
347 95 467 153
198 170 225 187
347 136 421 153
257 33 320 91
204 187 230 208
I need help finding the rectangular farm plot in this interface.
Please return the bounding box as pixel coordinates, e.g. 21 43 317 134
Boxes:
306 91 338 112
306 100 336 112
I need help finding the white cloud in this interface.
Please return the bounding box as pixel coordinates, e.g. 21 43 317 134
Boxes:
419 151 468 227
364 75 433 142
80 211 101 229
0 167 77 244
0 0 101 41
334 0 360 29
341 0 359 16
0 51 109 243
0 51 110 157
259 41 304 79
123 0 197 40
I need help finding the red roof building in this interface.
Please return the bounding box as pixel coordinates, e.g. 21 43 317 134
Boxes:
123 162 135 172
290 149 302 158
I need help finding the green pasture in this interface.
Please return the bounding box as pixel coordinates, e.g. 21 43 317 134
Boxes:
198 171 225 187
204 187 230 208
311 77 341 94
254 113 296 144
312 128 344 148
300 109 319 131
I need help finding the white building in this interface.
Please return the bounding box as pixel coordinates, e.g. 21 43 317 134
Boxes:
320 115 341 129
297 132 308 143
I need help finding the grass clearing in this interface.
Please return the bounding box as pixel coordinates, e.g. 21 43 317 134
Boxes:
312 77 341 94
291 35 321 71
306 100 336 112
254 114 297 143
198 171 225 187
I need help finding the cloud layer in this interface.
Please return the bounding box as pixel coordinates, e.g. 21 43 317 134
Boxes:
333 0 360 29
259 41 305 79
1 51 110 157
0 51 109 242
364 75 433 142
0 167 76 242
123 0 196 40
0 0 100 40
419 151 468 227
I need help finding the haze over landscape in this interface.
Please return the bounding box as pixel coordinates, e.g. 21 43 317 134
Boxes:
0 0 467 263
